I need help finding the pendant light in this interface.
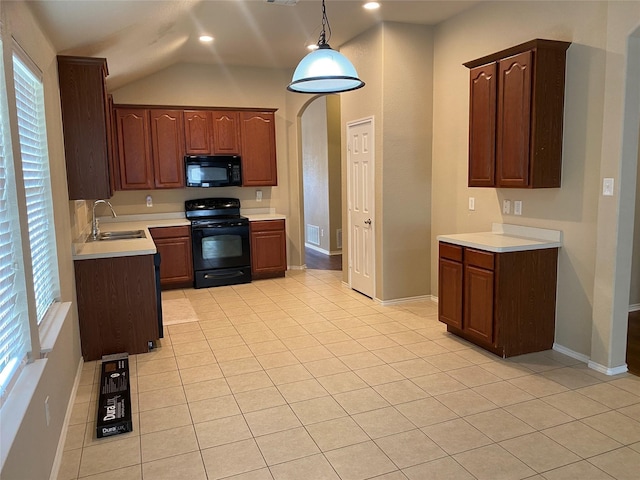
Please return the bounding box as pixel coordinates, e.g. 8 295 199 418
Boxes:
287 0 365 94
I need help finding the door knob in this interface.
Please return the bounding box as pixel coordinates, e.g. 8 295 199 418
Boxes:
364 219 372 225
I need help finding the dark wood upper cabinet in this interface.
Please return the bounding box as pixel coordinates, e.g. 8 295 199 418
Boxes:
212 111 241 155
468 63 497 187
464 39 570 188
184 110 212 154
57 56 112 200
240 111 277 186
115 108 153 190
113 105 278 189
150 110 185 188
497 51 532 188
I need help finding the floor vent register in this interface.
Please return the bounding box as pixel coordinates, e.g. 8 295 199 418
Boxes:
96 353 133 438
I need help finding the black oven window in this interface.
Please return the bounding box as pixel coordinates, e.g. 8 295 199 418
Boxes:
201 234 243 260
187 165 228 183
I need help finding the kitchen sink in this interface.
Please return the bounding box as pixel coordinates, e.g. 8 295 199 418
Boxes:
88 230 146 242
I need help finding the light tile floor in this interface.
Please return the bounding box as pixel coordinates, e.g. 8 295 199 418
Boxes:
58 270 640 480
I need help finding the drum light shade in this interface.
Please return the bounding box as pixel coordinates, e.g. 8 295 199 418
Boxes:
287 0 365 94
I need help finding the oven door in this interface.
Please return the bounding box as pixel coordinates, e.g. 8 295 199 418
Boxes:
191 222 251 271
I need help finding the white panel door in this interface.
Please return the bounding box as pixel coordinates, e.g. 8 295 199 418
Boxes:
347 118 374 298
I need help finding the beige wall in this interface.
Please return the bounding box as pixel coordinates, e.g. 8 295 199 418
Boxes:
327 95 342 253
341 23 434 302
431 1 640 364
302 96 331 252
2 2 82 478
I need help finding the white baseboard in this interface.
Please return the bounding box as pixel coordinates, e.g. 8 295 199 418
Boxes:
553 343 628 375
288 264 306 271
587 360 628 376
630 303 640 312
429 295 438 304
379 295 431 306
49 357 84 480
552 343 590 364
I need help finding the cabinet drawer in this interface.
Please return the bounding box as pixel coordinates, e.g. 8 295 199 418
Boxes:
439 242 463 262
251 219 285 233
149 225 191 239
465 248 494 270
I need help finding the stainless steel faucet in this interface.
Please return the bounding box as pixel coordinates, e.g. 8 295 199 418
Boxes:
91 200 117 240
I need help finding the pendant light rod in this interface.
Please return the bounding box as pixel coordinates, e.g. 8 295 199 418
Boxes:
318 0 331 46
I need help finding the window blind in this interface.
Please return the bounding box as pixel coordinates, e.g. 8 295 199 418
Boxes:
12 52 59 324
0 38 30 402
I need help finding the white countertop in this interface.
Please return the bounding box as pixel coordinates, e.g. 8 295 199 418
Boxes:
72 211 286 260
437 223 562 253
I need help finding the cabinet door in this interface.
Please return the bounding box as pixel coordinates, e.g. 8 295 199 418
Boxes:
240 112 277 186
251 220 286 276
115 108 153 190
184 110 212 154
468 63 496 187
464 264 494 345
150 109 185 188
212 111 241 155
57 56 112 200
438 257 463 329
496 50 532 188
154 237 193 288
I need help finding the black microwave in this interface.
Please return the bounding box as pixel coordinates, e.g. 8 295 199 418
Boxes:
185 155 242 187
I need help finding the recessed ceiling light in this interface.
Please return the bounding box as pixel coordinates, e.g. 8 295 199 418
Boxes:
363 2 380 10
199 35 214 43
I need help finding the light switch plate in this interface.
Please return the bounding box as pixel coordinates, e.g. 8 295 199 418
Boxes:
603 178 614 196
468 197 475 211
514 200 522 216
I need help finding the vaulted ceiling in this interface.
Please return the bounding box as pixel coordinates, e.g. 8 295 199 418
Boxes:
25 0 479 89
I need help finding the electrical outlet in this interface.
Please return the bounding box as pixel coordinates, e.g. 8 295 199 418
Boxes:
256 189 262 202
514 200 522 216
45 396 50 427
468 197 475 211
603 178 614 196
146 195 153 207
503 200 511 214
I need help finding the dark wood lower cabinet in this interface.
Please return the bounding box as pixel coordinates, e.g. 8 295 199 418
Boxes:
149 226 193 289
439 242 558 357
75 255 158 361
250 219 287 279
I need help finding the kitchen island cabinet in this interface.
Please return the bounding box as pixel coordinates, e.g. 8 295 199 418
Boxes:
149 226 193 289
438 225 561 357
75 254 159 361
464 39 570 188
57 56 114 200
250 219 286 279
